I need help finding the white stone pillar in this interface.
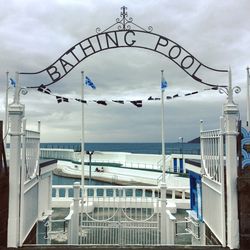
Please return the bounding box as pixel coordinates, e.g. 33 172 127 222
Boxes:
160 182 167 244
71 182 80 244
166 210 176 245
224 68 239 249
7 101 24 247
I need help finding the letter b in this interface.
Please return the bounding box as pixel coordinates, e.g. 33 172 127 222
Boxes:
46 66 61 82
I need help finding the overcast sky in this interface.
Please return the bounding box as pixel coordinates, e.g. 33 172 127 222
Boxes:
0 0 249 143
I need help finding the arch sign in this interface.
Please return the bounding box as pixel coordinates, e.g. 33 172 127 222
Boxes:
21 6 227 88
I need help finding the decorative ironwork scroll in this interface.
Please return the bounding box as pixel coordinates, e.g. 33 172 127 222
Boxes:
96 6 153 34
20 6 228 88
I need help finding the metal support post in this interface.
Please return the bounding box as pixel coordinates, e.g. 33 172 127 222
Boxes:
86 151 94 184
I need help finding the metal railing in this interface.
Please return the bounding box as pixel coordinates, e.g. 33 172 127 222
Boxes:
40 148 75 162
22 120 40 180
80 185 160 245
49 184 189 245
200 125 223 183
51 185 190 208
40 148 177 172
200 118 226 246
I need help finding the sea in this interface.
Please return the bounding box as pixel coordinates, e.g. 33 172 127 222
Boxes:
40 142 200 155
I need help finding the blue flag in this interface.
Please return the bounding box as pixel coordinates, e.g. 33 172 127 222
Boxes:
10 78 16 87
161 77 168 90
85 76 96 89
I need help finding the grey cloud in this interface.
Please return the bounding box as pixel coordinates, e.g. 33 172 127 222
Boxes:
0 0 249 142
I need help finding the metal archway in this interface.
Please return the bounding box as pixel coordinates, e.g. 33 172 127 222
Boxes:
21 6 227 88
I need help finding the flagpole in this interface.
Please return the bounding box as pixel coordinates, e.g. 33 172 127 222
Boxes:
81 71 85 198
247 67 250 127
4 71 9 148
161 70 166 183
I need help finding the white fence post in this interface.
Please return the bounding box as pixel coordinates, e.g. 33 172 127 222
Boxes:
19 118 26 246
160 182 167 244
166 210 176 245
71 182 80 244
220 116 226 247
224 69 239 249
7 76 25 247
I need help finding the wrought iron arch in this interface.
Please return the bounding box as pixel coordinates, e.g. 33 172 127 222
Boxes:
21 6 227 88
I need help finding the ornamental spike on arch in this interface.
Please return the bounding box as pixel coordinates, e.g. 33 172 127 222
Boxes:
20 6 228 88
96 6 153 34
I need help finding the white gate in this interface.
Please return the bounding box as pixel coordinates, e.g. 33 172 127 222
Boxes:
80 186 160 245
200 117 226 246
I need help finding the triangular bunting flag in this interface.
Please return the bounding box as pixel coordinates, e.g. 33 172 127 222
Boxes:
56 96 69 103
75 98 87 103
130 100 142 108
112 100 124 104
95 100 107 106
38 84 51 94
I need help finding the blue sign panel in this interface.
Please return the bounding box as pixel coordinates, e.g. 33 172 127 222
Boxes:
173 158 178 173
189 171 202 221
180 159 184 173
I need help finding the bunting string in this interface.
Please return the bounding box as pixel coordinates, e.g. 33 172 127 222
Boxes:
36 84 218 107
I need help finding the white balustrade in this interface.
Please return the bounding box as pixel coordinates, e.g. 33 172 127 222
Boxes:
51 185 189 208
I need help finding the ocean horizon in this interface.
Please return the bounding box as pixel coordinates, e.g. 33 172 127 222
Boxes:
40 142 200 155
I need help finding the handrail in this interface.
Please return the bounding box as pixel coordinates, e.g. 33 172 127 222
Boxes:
52 184 189 191
51 184 190 203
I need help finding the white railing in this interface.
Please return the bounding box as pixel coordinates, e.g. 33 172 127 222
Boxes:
40 149 174 171
80 185 160 246
20 119 41 245
40 148 75 162
51 184 190 209
49 184 187 245
124 161 159 170
200 118 226 246
22 120 40 180
200 125 223 183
